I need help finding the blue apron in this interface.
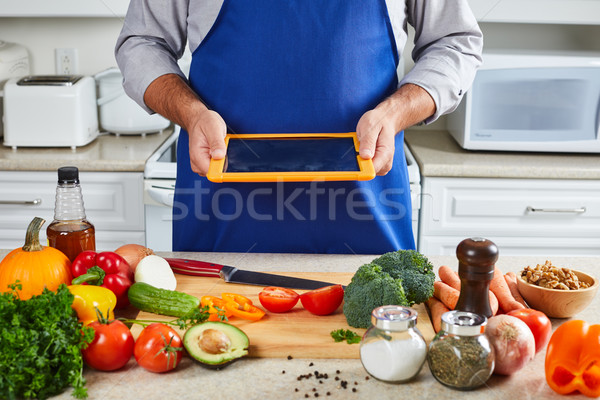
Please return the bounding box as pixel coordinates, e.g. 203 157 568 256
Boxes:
174 0 415 254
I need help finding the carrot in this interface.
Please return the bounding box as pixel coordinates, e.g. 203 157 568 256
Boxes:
490 267 526 312
439 265 499 315
438 265 460 290
504 272 528 308
433 281 460 310
488 290 499 316
426 296 449 333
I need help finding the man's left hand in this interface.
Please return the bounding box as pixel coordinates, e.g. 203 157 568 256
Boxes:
356 83 436 175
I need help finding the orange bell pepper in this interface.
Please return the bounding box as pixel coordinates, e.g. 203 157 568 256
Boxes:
223 293 265 321
221 293 253 306
200 295 232 321
545 320 600 398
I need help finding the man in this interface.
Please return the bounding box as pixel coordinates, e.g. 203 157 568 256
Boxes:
116 0 483 254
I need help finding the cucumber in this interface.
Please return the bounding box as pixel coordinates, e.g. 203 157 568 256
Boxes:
128 282 200 317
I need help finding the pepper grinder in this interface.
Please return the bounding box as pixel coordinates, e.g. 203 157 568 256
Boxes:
455 237 498 318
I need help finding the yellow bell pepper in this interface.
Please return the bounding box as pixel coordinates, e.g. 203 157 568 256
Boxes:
68 284 117 325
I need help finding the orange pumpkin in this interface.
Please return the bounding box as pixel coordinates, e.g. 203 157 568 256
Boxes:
0 217 72 300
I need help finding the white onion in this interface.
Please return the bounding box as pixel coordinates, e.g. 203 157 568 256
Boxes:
485 315 535 375
134 255 177 291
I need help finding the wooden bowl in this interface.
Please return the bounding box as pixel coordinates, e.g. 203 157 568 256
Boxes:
516 270 598 318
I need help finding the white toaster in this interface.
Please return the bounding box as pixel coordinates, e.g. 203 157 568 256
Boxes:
3 75 99 149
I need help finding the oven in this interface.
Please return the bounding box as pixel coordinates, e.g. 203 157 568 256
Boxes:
143 126 422 251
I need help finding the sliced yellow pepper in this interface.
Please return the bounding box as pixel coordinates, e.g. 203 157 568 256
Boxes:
68 284 117 325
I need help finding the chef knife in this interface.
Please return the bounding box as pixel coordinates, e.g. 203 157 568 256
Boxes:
165 258 341 290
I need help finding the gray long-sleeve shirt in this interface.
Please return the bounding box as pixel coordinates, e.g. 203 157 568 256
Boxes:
115 0 483 123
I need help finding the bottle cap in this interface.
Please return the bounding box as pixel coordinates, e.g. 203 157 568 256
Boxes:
58 166 80 184
440 310 487 336
371 305 417 331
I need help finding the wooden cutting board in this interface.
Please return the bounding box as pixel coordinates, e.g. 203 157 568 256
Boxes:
131 272 436 359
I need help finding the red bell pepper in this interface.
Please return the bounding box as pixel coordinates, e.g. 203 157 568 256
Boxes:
545 319 600 398
71 250 134 309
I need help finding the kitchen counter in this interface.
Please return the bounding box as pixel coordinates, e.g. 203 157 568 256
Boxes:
0 128 174 172
0 249 594 400
405 129 600 180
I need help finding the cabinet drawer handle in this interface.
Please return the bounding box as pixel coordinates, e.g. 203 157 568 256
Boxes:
0 198 42 205
526 206 586 214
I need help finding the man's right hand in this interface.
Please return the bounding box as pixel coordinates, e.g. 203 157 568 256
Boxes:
187 108 227 176
143 74 227 176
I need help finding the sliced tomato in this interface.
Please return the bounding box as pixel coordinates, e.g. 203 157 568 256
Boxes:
224 301 265 321
300 284 344 316
259 287 300 313
201 296 232 321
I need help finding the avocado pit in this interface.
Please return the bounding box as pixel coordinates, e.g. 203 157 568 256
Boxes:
199 328 232 354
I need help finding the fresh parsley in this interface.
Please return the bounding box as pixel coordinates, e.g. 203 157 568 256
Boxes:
0 283 95 400
330 328 362 344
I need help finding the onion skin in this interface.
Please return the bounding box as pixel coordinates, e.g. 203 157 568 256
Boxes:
485 315 535 375
114 244 154 273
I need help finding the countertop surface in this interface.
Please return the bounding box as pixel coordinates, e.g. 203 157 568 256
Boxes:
0 249 594 400
404 130 600 180
0 129 173 172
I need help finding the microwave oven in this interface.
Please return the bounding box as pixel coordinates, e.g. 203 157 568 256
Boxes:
448 51 600 153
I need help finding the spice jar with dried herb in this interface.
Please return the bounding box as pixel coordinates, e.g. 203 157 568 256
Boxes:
359 306 427 383
427 310 494 390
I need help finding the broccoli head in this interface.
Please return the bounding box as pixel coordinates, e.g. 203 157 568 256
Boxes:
372 250 435 305
343 263 408 328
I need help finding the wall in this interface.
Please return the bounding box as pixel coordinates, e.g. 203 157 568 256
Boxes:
1 17 599 132
0 17 124 75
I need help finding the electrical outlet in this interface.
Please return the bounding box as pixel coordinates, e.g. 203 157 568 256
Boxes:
55 48 79 75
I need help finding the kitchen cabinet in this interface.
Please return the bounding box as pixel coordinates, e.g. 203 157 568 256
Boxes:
0 170 144 251
0 0 128 17
418 176 600 256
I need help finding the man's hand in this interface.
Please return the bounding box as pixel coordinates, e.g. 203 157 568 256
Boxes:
144 74 228 176
356 108 397 175
356 83 436 175
187 109 227 176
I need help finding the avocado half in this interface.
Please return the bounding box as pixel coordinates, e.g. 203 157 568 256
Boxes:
183 321 249 369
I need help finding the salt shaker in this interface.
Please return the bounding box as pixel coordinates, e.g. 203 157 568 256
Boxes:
359 305 427 383
455 237 498 318
427 310 495 390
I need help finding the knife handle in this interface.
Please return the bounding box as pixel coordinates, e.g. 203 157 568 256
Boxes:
165 258 223 277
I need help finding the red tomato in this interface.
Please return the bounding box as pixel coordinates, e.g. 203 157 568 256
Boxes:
82 319 134 371
506 308 552 354
300 285 344 316
259 287 300 313
134 323 183 373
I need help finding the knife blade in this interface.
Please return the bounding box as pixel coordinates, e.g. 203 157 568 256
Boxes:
165 258 341 290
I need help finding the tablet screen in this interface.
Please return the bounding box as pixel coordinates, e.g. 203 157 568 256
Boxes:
224 137 359 173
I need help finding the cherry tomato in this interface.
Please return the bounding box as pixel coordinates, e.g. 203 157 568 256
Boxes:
506 308 552 354
259 287 300 313
134 323 183 373
82 319 134 371
300 285 344 316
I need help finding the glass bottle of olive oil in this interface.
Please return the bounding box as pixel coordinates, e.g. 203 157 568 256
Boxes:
47 166 95 262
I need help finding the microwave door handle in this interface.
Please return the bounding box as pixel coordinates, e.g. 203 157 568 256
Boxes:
526 206 587 214
596 95 600 139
